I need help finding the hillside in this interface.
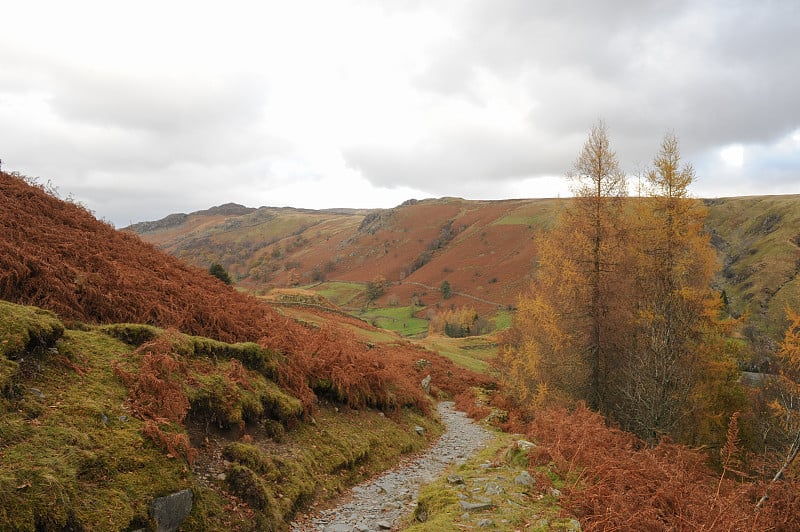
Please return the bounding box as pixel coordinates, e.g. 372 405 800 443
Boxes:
0 172 490 530
130 195 800 340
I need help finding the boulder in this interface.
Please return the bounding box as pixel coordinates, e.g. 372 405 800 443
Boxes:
421 374 432 394
514 471 535 487
150 489 193 532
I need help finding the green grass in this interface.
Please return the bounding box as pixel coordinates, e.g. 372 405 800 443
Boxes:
400 431 576 531
417 336 498 374
358 306 429 337
0 324 189 531
312 281 366 308
492 310 513 331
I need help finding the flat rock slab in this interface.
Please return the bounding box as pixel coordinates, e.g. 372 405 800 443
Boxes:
150 489 193 532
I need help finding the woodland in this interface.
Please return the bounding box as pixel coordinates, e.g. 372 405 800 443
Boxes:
2 122 800 529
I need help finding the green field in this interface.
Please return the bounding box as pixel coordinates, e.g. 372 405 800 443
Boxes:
418 335 499 374
311 281 366 308
358 305 429 337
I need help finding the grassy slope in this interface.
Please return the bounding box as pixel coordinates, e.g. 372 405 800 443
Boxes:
704 195 800 338
0 300 442 530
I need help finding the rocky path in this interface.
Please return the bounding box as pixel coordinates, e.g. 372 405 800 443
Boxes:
290 401 494 532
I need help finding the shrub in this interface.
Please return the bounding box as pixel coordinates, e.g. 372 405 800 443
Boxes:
209 263 232 284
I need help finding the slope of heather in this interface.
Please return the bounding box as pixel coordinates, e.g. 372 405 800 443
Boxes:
132 194 800 340
131 197 561 315
0 173 489 409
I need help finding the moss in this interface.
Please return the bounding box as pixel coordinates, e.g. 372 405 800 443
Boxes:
223 443 280 479
0 356 19 394
189 336 277 374
186 359 302 431
0 324 190 530
403 432 570 531
0 300 64 359
0 302 448 530
98 323 161 345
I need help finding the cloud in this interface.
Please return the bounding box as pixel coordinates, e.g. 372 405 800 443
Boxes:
1 0 799 225
345 0 800 193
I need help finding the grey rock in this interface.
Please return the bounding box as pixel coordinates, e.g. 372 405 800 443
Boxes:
421 374 432 394
323 525 350 532
516 439 536 451
484 483 503 495
478 518 494 527
29 387 45 399
459 500 495 512
377 520 392 529
514 471 535 487
150 489 193 532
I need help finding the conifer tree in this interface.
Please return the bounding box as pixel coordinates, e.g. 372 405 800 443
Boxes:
616 133 741 443
500 122 631 412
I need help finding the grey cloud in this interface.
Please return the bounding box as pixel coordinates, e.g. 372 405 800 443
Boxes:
352 0 800 191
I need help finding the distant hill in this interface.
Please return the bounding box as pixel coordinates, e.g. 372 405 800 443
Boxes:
129 194 800 339
128 197 559 316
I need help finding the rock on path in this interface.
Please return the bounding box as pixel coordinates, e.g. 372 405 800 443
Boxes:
291 401 493 532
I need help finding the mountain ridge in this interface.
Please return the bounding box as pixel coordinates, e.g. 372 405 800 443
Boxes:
129 194 800 341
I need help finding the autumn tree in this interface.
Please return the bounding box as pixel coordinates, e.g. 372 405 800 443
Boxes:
500 122 631 412
365 274 387 306
756 309 800 506
614 133 738 443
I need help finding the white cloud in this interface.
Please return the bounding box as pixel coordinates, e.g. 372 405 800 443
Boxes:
0 0 799 225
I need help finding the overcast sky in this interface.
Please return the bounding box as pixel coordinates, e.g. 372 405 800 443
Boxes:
2 1 799 226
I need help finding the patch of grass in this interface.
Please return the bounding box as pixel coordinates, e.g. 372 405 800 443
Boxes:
359 306 429 337
0 300 64 359
417 336 498 375
402 432 574 531
492 310 513 331
0 324 189 531
312 281 366 308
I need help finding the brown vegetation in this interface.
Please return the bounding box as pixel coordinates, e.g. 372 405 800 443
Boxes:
0 173 487 416
524 402 800 531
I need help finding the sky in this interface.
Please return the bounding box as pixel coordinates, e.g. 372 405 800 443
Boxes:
1 0 799 227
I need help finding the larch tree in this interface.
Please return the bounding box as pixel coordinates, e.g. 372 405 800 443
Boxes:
757 309 800 507
564 121 631 411
616 133 740 443
500 122 631 413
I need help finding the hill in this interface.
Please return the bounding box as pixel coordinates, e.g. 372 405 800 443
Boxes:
129 194 800 340
0 172 490 530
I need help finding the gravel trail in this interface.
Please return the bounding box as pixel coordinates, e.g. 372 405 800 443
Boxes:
290 401 494 532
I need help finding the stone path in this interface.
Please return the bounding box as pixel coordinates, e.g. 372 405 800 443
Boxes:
290 401 494 532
